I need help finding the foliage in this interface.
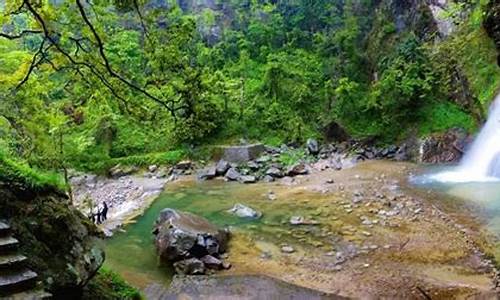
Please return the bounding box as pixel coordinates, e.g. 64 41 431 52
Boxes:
0 0 497 178
82 267 142 300
279 148 308 167
0 147 65 190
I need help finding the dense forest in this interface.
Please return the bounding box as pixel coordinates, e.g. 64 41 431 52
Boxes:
3 0 500 299
1 0 498 180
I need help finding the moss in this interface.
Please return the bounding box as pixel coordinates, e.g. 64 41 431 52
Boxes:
82 268 142 300
0 181 104 298
0 150 66 191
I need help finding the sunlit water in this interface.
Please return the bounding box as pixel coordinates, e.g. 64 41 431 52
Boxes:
104 179 326 289
412 166 500 235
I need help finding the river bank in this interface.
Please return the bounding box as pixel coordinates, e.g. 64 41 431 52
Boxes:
99 158 500 298
71 173 170 236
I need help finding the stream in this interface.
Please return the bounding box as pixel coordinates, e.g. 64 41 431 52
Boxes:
103 161 500 298
104 178 328 289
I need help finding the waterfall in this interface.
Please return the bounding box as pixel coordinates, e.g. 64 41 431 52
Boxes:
431 93 500 183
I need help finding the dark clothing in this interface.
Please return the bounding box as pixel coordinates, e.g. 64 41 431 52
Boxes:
101 202 108 221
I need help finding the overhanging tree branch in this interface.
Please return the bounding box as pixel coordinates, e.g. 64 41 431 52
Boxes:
0 30 42 40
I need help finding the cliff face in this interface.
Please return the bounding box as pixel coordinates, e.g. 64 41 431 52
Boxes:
485 0 500 65
0 182 104 298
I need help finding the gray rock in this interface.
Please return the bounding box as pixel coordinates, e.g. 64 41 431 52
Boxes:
266 167 284 178
153 209 229 263
265 145 281 154
200 255 223 270
306 138 319 155
290 216 319 225
256 155 272 163
173 258 206 275
246 161 260 170
228 203 262 219
216 160 231 176
109 164 138 178
281 177 295 185
148 165 158 172
222 144 265 163
238 175 257 184
262 175 275 182
197 166 217 181
267 191 277 201
281 246 295 253
225 168 241 181
286 163 308 176
176 160 193 170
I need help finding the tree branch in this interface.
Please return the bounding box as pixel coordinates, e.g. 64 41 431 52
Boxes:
16 39 46 89
0 30 42 40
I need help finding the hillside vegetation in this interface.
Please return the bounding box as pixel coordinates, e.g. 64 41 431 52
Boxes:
0 0 498 175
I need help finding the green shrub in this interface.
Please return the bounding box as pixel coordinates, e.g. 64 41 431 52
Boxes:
83 268 142 300
0 148 65 191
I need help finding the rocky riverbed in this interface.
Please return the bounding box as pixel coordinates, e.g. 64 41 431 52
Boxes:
146 161 499 298
71 174 169 236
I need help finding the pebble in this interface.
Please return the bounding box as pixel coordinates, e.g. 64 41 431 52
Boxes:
281 246 295 253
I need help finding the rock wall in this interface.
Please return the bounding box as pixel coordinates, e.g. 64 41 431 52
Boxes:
0 182 104 298
485 0 500 66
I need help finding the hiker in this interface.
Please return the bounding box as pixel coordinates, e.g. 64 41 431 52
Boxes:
101 202 108 222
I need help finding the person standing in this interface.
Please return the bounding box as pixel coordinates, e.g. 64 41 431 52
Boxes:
101 202 108 222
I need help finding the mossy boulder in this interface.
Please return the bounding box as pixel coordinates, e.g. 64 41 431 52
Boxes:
0 181 104 298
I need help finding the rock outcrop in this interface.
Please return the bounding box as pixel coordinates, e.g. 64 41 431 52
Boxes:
0 181 104 298
485 0 500 66
420 128 471 164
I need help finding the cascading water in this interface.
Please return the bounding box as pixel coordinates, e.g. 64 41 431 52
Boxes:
430 93 500 183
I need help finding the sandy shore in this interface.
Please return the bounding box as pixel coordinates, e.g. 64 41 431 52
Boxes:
71 174 169 236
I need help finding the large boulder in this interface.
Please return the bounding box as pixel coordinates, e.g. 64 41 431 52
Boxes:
225 168 241 181
215 160 231 176
420 128 471 164
221 144 265 163
306 139 319 155
238 175 257 184
152 209 229 263
286 163 308 176
197 166 217 181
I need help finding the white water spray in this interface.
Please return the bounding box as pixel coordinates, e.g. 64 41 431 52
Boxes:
431 93 500 183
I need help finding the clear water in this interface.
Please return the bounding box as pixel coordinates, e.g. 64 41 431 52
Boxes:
104 179 328 289
412 167 500 234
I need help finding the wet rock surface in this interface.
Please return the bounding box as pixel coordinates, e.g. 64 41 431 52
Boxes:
150 275 341 300
420 128 471 163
